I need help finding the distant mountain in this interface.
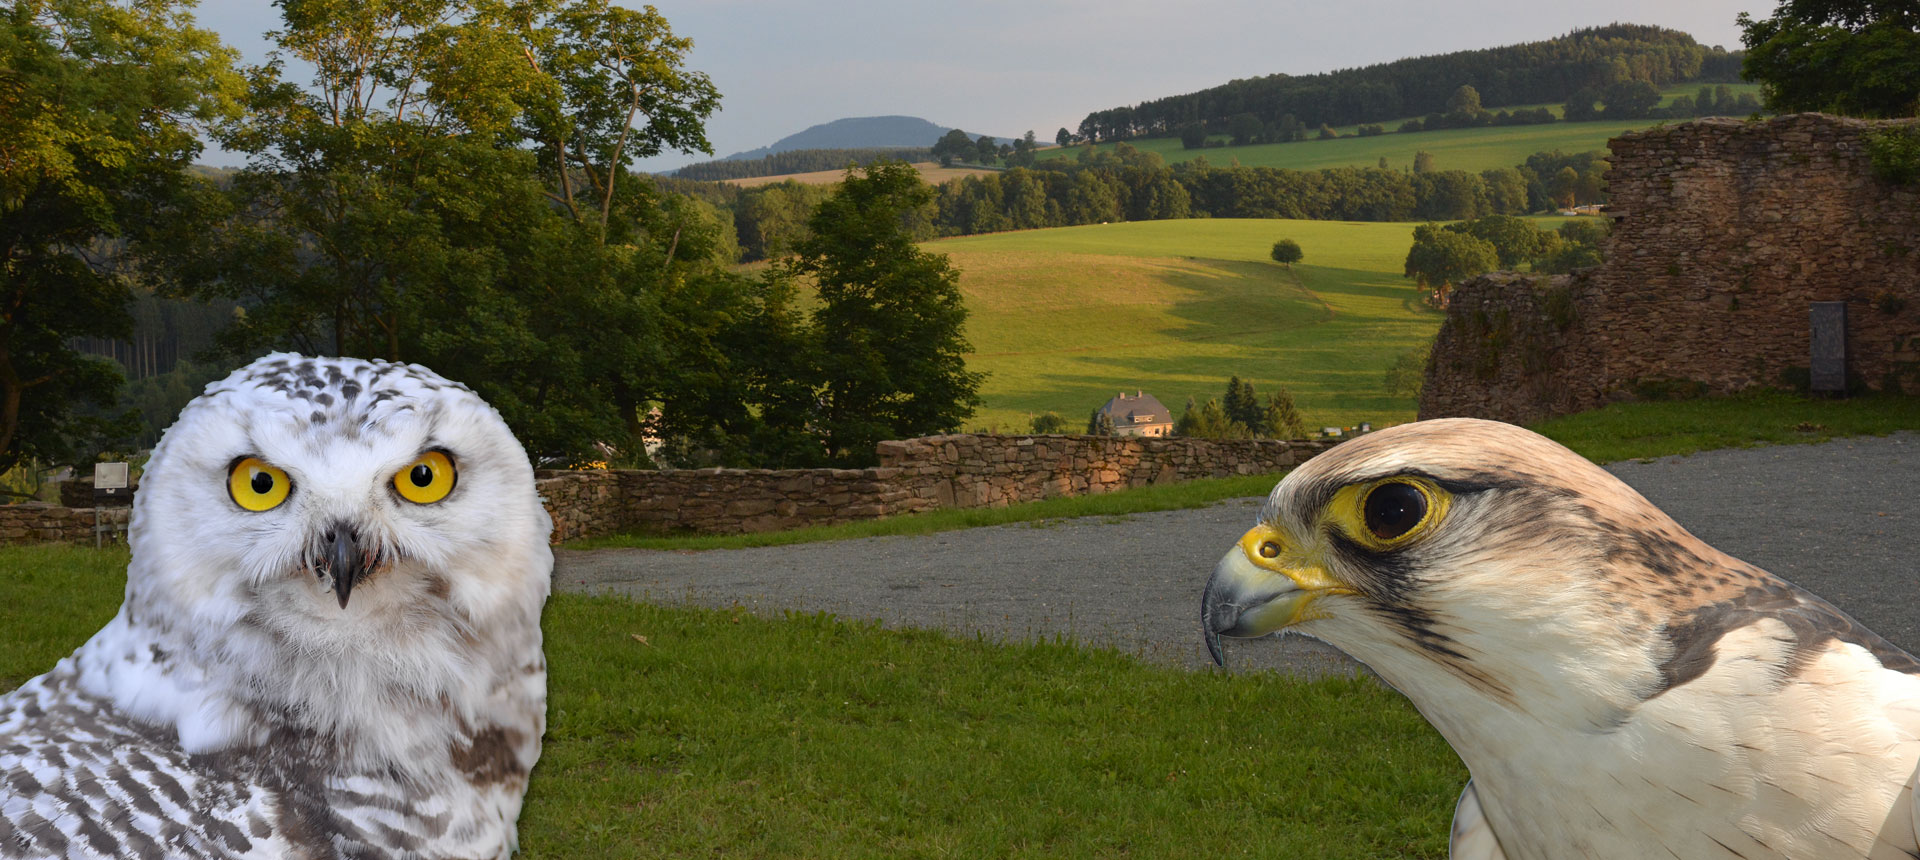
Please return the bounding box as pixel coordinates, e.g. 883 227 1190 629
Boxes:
721 116 1011 161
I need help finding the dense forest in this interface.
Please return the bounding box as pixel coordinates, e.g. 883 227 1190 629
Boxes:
678 145 1610 259
673 147 935 181
1074 24 1743 142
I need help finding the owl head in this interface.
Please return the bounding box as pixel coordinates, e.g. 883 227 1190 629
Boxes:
125 353 552 656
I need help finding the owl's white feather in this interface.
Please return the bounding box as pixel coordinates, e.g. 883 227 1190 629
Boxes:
1 353 551 859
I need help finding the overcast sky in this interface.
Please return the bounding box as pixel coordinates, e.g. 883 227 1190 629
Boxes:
186 0 1771 172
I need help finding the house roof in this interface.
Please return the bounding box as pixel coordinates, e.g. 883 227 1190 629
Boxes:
1098 391 1173 426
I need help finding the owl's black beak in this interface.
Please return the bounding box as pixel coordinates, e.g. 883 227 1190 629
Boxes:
324 525 369 609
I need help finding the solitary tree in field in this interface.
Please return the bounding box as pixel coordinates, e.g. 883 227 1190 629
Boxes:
1056 128 1073 148
1270 239 1304 267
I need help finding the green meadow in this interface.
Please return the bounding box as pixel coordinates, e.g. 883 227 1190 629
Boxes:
1 545 1459 858
1039 120 1646 174
932 218 1487 433
1037 83 1765 175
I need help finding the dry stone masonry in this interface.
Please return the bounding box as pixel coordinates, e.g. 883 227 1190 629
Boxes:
1422 113 1920 424
536 433 1330 543
4 434 1329 546
0 504 130 545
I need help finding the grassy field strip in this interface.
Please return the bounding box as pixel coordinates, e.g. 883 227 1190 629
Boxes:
932 219 1443 432
0 544 1458 858
725 161 1000 187
1033 83 1765 174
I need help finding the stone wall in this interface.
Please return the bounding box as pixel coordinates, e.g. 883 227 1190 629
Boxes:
0 503 131 546
1422 114 1920 424
536 433 1331 542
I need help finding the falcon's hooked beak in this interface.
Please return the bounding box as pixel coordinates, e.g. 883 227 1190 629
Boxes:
1202 525 1352 666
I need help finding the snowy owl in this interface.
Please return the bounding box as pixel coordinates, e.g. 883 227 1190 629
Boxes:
0 354 552 858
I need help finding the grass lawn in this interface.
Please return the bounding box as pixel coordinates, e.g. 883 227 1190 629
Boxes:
934 218 1466 433
0 545 1461 859
1039 120 1648 175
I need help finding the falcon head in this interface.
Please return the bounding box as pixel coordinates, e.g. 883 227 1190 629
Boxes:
1201 418 1779 731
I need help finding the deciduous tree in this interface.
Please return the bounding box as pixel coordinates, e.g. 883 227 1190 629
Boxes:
1270 238 1304 267
1 0 242 472
790 161 983 465
1404 223 1499 291
1740 0 1920 117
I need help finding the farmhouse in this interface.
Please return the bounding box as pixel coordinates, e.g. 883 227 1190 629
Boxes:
1097 391 1174 437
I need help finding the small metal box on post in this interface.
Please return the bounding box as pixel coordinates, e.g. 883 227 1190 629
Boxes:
1809 302 1847 395
93 462 130 548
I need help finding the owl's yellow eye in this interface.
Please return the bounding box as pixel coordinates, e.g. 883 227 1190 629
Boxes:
394 450 456 504
228 458 291 512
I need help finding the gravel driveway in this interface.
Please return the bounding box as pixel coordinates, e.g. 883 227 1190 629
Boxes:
555 433 1919 675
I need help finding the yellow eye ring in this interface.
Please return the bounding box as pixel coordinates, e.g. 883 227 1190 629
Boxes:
1327 477 1450 550
228 458 292 512
395 450 456 504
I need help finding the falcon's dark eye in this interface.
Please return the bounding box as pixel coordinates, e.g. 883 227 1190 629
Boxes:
1363 481 1427 541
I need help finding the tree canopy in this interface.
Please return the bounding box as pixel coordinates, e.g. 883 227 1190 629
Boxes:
790 161 984 465
1740 0 1920 117
1075 25 1739 141
0 0 243 473
1404 223 1500 292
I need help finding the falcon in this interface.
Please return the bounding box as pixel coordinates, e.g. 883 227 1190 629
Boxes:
1202 418 1920 859
0 354 552 858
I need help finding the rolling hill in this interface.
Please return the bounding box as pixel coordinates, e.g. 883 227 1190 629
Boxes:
923 218 1540 434
722 116 1010 161
1036 83 1763 175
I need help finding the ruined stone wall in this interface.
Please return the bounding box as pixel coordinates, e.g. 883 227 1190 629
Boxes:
1422 114 1920 424
534 433 1331 542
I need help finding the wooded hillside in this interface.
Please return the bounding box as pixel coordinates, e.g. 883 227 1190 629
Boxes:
1076 24 1742 141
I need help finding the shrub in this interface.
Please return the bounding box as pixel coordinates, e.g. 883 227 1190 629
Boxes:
1867 125 1920 185
1030 412 1070 434
1384 349 1427 399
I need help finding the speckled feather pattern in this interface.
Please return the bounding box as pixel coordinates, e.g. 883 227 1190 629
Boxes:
1250 418 1920 860
1 354 552 859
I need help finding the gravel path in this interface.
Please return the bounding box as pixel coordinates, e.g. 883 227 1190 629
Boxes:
554 433 1919 675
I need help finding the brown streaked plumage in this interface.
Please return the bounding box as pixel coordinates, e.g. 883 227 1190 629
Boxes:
1203 418 1920 860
